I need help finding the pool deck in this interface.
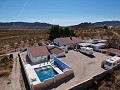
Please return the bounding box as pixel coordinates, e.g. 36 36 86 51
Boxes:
25 64 41 85
20 51 63 86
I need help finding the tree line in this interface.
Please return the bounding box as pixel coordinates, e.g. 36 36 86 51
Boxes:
48 25 75 41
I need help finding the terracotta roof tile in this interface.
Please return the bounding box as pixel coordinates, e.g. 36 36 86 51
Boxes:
29 46 50 58
57 37 81 45
50 47 64 54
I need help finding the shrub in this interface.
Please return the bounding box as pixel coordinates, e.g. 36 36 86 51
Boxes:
115 74 120 81
0 55 13 77
1 55 9 63
0 70 11 77
38 42 42 46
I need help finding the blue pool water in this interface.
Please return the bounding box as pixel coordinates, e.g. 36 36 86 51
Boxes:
34 65 58 82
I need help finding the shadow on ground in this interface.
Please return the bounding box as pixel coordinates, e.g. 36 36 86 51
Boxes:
80 52 95 58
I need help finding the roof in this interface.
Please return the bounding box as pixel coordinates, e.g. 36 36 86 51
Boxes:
106 56 120 63
91 43 106 47
28 46 50 58
79 43 91 47
81 47 93 50
81 39 107 44
50 47 64 54
56 37 81 45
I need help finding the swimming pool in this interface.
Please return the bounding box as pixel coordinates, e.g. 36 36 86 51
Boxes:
34 65 58 82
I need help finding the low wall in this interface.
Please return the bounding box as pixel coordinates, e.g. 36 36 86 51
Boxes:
64 69 74 78
69 79 93 90
55 73 64 82
33 78 54 90
18 53 31 90
93 71 109 81
112 64 120 70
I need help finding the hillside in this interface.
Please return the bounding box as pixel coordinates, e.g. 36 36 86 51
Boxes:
70 21 120 29
0 22 52 30
93 21 120 27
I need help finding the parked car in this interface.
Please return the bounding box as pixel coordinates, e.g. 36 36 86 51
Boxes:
104 56 120 70
80 47 93 55
9 54 13 60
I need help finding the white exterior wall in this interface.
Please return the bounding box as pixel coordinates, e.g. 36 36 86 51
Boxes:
32 56 48 64
47 45 55 50
59 46 68 52
56 52 65 58
27 49 33 62
27 49 52 64
54 39 63 46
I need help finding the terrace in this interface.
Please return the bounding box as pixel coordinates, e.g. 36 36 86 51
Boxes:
19 51 73 90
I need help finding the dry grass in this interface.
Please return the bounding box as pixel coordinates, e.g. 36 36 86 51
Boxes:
0 55 13 77
0 70 11 77
115 74 120 81
89 69 120 90
0 30 48 54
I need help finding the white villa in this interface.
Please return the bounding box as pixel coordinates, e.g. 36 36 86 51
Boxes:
27 46 51 64
53 37 81 52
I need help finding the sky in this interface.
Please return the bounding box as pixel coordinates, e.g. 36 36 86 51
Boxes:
0 0 120 26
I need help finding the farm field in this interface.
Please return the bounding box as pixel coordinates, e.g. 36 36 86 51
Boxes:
0 26 120 54
0 30 48 54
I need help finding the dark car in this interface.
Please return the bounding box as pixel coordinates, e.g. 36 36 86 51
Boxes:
22 48 27 52
9 54 13 60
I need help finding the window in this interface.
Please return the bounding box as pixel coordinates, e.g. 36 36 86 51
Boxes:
105 62 112 66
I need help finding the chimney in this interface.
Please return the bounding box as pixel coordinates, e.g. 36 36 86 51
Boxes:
70 36 72 40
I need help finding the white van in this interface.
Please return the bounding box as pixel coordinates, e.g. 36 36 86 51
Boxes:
80 47 93 55
104 56 120 69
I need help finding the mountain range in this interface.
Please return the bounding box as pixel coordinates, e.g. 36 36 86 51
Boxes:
0 22 52 30
0 21 120 30
70 21 120 28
